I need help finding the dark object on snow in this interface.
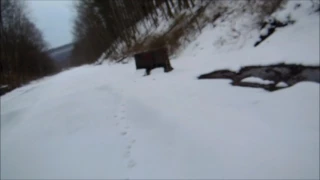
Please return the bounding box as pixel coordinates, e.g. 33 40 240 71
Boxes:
254 18 295 47
198 69 237 80
294 3 301 10
254 27 276 47
198 63 320 92
0 85 14 96
134 47 173 75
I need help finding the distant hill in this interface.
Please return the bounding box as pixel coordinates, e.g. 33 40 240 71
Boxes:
48 43 74 69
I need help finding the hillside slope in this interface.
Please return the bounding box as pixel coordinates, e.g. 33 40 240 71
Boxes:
1 1 319 179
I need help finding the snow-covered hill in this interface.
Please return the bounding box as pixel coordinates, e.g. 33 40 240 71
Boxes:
1 1 319 179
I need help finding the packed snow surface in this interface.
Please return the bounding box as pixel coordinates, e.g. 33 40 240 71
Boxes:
276 81 289 87
241 77 274 84
1 1 319 179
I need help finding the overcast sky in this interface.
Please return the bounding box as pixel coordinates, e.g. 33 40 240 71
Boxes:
28 0 75 49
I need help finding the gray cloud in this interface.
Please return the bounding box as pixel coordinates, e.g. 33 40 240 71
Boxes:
28 0 75 48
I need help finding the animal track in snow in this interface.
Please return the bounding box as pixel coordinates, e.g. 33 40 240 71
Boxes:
124 151 130 158
128 160 136 168
113 93 138 171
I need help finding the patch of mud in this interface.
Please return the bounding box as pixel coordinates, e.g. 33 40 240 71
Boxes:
198 63 320 91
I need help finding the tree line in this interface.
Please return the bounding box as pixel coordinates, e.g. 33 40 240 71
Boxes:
70 0 286 67
70 0 198 66
0 0 56 91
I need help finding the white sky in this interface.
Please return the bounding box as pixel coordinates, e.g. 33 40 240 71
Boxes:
27 0 75 48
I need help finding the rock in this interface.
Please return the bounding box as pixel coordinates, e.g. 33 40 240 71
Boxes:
198 63 320 91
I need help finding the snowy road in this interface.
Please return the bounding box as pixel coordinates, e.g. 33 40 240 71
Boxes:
1 63 318 179
1 1 319 179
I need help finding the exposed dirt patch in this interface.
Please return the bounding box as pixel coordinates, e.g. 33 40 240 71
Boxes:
198 63 320 91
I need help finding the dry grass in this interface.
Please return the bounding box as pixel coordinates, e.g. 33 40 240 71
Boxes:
122 0 285 59
124 4 210 57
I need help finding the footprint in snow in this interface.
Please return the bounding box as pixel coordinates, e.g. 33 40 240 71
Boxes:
121 132 127 136
124 151 130 158
253 100 260 104
128 160 136 168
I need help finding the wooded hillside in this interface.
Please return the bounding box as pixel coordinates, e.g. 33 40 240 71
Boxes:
0 0 56 92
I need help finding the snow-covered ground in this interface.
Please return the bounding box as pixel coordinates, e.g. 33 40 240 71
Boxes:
1 1 319 179
241 77 275 84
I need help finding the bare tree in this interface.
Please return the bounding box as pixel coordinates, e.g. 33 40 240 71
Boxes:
0 0 56 91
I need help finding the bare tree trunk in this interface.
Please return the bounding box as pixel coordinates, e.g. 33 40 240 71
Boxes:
165 0 173 18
